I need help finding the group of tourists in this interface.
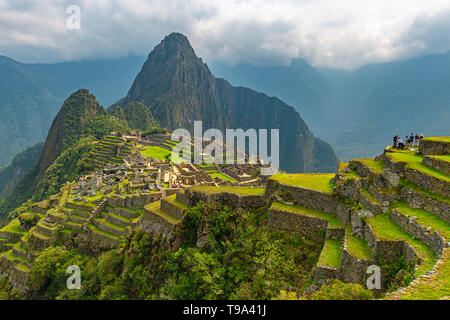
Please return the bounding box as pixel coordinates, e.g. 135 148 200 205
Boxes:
393 133 423 150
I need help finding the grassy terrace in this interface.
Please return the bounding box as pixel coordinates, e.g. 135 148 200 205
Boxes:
317 239 342 269
387 151 450 182
270 173 335 194
209 172 237 183
366 213 437 276
88 223 120 240
401 180 450 205
145 201 180 224
95 217 125 232
3 249 27 263
353 159 385 173
139 145 171 160
386 248 450 300
165 194 189 210
270 202 343 229
429 154 450 162
109 212 131 223
338 162 349 172
392 202 450 240
360 188 380 205
189 185 265 196
423 137 450 143
0 221 26 234
345 229 372 260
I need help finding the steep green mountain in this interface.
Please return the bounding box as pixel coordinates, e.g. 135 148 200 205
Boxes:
38 89 108 174
0 90 127 218
118 33 339 173
0 143 44 198
0 55 146 167
110 101 159 131
0 56 59 167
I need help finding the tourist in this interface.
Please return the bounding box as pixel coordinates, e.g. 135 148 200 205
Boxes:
393 135 399 149
405 136 409 148
415 133 420 147
409 133 414 147
398 137 405 150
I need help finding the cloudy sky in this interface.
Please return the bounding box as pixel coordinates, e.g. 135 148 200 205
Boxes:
1 0 450 69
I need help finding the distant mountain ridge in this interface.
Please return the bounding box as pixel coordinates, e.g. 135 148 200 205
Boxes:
0 55 145 167
115 33 339 173
212 53 450 160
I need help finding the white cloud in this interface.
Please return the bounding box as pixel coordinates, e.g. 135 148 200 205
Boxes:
0 0 450 69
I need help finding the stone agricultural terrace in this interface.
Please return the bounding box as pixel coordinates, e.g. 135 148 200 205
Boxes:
0 134 449 299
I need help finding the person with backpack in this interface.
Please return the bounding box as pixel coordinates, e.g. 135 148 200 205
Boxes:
393 135 399 149
398 137 405 149
415 133 420 147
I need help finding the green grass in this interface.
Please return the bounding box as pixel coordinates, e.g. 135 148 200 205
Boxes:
95 217 125 232
108 212 131 223
0 222 26 234
338 162 349 172
423 137 450 143
360 188 380 205
270 202 343 229
4 249 27 263
392 202 450 240
366 213 437 276
317 239 342 268
145 201 181 224
385 248 450 300
387 151 450 182
189 185 265 196
209 172 237 183
164 140 179 146
88 224 120 240
198 163 216 168
15 263 30 272
270 173 335 194
165 194 189 210
140 146 171 160
345 230 372 260
429 154 450 162
401 180 450 205
341 170 362 180
354 159 385 173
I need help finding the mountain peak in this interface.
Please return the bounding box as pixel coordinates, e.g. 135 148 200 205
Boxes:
122 32 213 110
162 32 191 45
151 32 198 62
38 89 105 174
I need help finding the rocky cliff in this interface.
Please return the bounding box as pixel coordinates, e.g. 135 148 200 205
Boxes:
117 33 338 173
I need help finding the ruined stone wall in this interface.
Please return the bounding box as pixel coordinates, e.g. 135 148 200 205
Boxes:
400 187 450 223
265 179 350 225
384 155 450 198
185 189 265 210
422 156 450 176
339 249 372 286
419 140 450 155
391 210 446 256
267 207 328 242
